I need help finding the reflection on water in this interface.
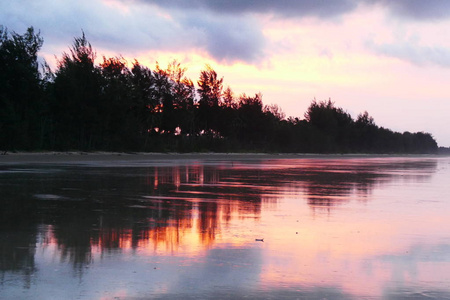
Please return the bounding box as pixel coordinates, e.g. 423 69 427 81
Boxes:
1 156 450 299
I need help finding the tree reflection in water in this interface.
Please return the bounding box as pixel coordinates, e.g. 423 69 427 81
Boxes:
0 158 438 278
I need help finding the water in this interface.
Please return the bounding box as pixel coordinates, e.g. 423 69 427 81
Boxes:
1 155 450 299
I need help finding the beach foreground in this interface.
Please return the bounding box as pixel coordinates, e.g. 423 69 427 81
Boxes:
0 151 434 165
1 154 449 299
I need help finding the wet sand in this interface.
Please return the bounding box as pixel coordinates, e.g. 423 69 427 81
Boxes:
1 154 448 299
0 151 435 165
0 152 302 163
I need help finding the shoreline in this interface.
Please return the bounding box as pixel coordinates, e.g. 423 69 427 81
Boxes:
0 151 444 165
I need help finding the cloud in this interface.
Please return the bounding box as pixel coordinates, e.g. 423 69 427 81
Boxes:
371 0 450 20
3 0 450 67
141 0 450 21
181 13 265 63
367 39 450 68
136 0 358 18
113 0 361 63
0 1 184 52
0 0 265 64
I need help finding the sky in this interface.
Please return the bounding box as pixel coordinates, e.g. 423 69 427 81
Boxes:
1 0 450 146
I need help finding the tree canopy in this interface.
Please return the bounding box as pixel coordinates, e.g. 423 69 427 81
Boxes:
0 26 44 150
0 27 439 154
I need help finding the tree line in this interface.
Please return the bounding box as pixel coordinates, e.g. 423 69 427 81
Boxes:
0 26 438 153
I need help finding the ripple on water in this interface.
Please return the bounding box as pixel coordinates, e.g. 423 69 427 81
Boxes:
33 194 80 201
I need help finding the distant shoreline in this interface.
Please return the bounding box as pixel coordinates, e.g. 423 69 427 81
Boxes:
0 151 445 165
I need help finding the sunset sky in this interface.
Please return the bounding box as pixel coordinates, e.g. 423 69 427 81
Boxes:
2 0 450 146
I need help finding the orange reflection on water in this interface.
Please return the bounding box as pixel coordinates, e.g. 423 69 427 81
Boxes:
258 206 399 296
6 157 448 299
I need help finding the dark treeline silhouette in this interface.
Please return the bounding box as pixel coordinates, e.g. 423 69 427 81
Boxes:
0 27 438 153
439 146 450 154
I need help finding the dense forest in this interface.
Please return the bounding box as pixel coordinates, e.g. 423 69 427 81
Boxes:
0 26 438 153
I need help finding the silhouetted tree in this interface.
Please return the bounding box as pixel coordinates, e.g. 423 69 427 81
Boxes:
353 111 378 152
235 93 269 146
164 60 196 135
99 55 138 149
197 65 223 132
222 86 236 108
0 26 439 154
129 60 158 148
153 62 176 135
51 32 104 150
0 26 45 150
403 131 437 153
262 104 287 151
214 86 237 140
197 64 223 107
304 99 353 152
356 111 375 127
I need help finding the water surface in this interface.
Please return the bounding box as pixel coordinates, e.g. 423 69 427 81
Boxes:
1 155 450 299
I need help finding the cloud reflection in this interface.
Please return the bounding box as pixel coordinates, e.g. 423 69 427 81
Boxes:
0 157 442 298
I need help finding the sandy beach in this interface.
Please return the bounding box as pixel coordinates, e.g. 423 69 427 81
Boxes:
1 151 449 299
0 151 319 164
0 151 435 165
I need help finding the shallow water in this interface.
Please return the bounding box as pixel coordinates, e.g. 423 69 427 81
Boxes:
1 156 450 299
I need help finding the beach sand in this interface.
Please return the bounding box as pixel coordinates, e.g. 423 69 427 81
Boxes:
0 151 376 165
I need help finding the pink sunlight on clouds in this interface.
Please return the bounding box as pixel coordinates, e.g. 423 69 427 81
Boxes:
1 0 450 145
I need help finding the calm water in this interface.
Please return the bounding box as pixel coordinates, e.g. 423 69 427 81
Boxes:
1 155 450 299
